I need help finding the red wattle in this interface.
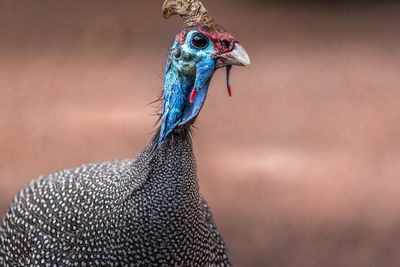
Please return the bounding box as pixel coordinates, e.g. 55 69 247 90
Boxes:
227 85 232 97
190 89 197 103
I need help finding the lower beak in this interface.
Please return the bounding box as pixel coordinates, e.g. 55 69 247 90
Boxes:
218 43 251 67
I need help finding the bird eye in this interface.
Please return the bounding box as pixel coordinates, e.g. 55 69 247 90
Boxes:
191 33 209 49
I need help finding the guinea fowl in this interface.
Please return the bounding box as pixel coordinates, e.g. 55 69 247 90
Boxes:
0 0 250 265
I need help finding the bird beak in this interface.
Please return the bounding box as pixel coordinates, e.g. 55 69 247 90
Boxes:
217 43 250 97
218 43 251 67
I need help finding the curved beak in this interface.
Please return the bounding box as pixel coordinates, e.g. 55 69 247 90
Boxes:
218 43 251 67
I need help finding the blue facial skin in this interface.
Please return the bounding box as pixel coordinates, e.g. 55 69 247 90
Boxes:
159 30 217 145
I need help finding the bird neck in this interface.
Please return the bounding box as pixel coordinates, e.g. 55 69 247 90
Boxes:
155 127 194 161
158 52 213 145
144 127 198 189
159 65 195 145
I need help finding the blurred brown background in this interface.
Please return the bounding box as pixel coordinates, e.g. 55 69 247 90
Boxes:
1 0 400 266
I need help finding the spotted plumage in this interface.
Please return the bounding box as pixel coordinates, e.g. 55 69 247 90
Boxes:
1 130 230 266
0 0 250 265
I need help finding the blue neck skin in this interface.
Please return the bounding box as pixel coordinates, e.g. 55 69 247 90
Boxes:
159 33 216 145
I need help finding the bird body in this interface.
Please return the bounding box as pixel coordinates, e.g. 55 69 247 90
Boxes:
0 0 249 265
1 130 229 266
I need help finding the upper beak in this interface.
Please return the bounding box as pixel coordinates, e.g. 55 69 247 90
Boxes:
218 43 251 67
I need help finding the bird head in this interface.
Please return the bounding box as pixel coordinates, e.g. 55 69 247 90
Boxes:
159 0 250 145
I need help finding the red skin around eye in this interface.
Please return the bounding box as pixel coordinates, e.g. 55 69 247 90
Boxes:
175 26 236 58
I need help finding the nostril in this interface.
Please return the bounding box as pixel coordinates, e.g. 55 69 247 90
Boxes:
221 39 231 49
